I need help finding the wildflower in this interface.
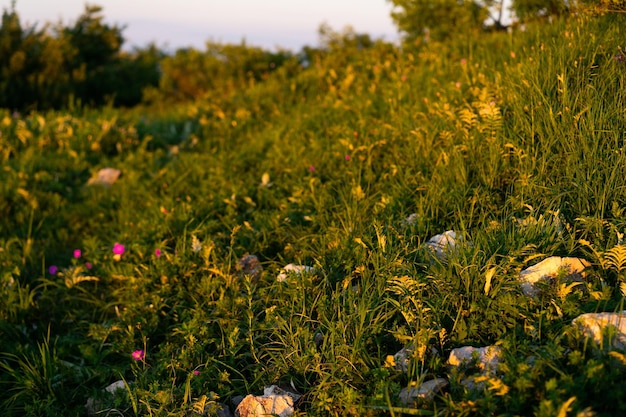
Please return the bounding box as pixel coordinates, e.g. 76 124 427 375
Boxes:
49 265 58 275
460 58 467 66
344 155 351 161
155 249 162 258
191 235 202 253
113 243 125 255
308 165 315 172
85 262 93 269
73 249 81 259
131 350 145 361
113 243 125 261
193 370 200 376
455 82 461 89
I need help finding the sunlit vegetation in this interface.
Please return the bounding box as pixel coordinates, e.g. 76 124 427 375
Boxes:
1 1 626 416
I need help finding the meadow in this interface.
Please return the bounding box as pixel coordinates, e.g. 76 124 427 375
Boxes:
1 11 626 416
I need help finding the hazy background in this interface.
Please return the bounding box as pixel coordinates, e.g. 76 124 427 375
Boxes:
7 0 399 51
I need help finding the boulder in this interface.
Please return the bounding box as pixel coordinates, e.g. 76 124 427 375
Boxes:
573 311 626 349
399 378 448 405
235 385 301 417
519 256 590 297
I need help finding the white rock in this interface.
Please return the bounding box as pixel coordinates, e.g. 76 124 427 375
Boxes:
448 345 502 374
399 378 448 405
519 256 590 296
573 311 626 349
426 230 458 259
104 380 126 394
402 213 418 227
276 264 315 282
235 385 301 417
87 167 121 187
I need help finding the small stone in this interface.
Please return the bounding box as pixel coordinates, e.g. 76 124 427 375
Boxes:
573 311 626 349
399 378 449 405
104 380 126 394
402 213 418 227
235 385 301 417
238 255 263 279
217 404 234 417
87 167 121 187
519 256 590 297
393 345 413 372
276 264 315 282
426 230 458 259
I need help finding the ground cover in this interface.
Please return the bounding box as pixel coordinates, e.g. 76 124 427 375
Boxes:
1 13 626 416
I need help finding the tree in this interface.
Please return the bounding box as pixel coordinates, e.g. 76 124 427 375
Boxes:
388 0 493 43
388 0 578 43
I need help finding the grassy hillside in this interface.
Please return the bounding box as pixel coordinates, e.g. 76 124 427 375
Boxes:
1 13 626 416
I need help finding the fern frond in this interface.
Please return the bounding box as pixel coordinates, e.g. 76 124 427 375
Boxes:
602 244 626 272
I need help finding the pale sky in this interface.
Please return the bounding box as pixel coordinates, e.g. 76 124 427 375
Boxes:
6 0 399 52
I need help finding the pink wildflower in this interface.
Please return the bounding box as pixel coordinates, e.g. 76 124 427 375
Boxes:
155 249 162 258
85 262 93 270
308 165 315 172
112 243 125 255
193 370 200 376
132 349 145 361
73 249 81 259
345 155 351 161
49 265 58 275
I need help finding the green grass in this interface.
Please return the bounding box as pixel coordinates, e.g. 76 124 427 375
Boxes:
1 13 626 416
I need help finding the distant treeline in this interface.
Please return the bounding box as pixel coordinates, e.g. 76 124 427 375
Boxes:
4 0 619 111
0 4 310 111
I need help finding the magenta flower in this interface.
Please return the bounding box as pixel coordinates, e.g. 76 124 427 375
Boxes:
113 243 125 255
193 370 200 376
309 165 315 172
49 265 58 275
85 262 93 270
131 349 145 361
344 155 351 161
155 249 161 258
73 249 81 259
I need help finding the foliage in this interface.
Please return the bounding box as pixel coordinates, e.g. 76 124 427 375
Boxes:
1 8 626 417
0 3 160 110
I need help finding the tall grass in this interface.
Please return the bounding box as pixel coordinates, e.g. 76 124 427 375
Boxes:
1 13 626 416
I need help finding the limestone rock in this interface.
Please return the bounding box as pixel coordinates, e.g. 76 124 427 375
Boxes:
87 167 121 187
235 385 301 417
448 345 502 374
426 230 458 259
104 380 126 394
519 256 590 296
448 345 503 390
277 264 315 282
85 380 128 415
573 311 626 349
399 378 449 405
